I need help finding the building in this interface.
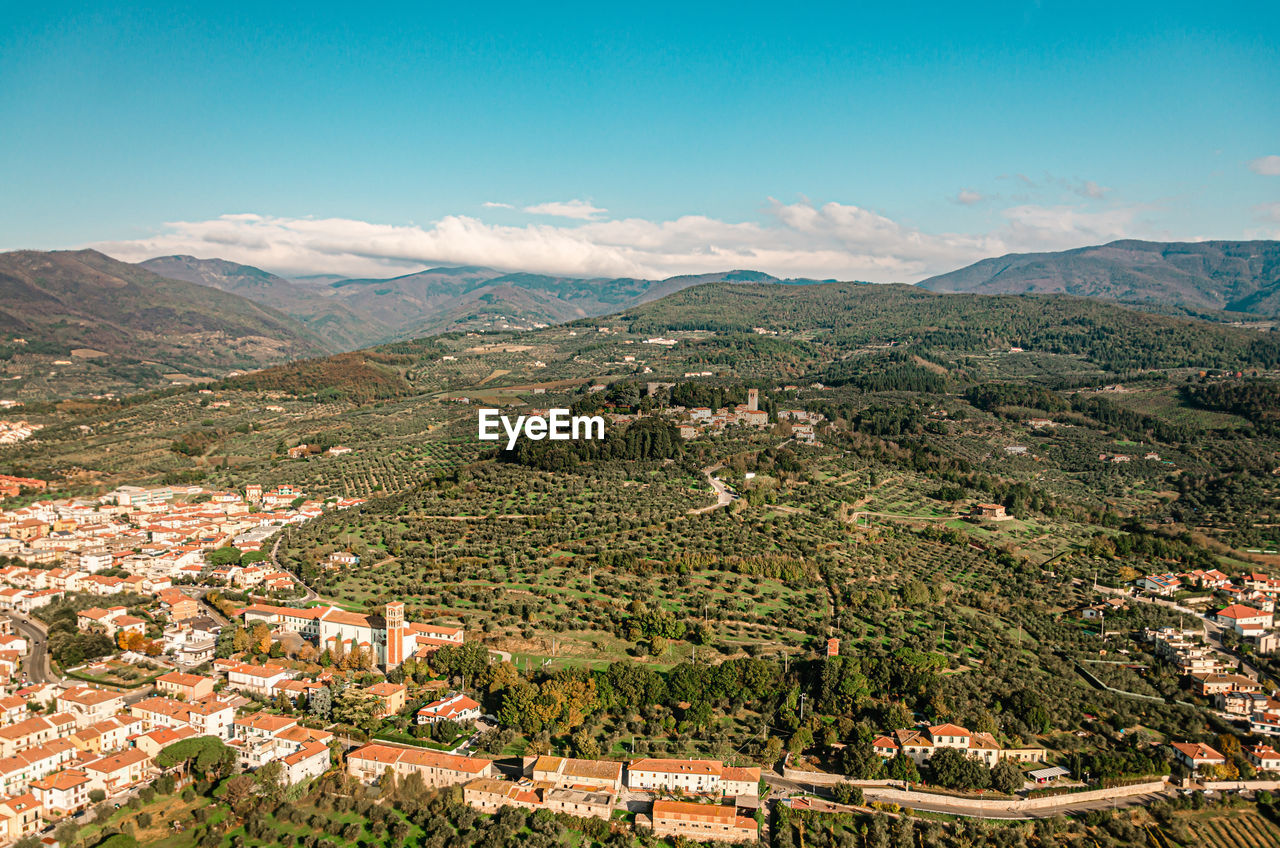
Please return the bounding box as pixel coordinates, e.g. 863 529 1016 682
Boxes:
156 671 216 701
719 766 762 798
83 749 152 794
130 695 236 739
416 693 481 725
225 662 296 697
1192 672 1260 697
0 714 75 758
238 602 463 672
644 800 758 844
347 743 494 787
56 687 126 728
1247 743 1280 772
1138 573 1183 596
1171 741 1226 772
463 777 614 821
969 504 1009 521
368 682 407 718
30 769 90 815
0 793 41 843
626 758 724 795
871 723 1045 767
1215 604 1274 636
532 756 624 793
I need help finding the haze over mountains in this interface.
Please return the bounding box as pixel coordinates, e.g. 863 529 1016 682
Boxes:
140 255 805 351
919 240 1280 318
3 239 1279 401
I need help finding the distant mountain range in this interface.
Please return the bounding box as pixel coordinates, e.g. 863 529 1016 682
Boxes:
0 249 324 375
919 240 1280 317
140 256 813 350
5 239 1279 400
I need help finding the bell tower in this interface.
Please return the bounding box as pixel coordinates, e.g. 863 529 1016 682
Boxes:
385 601 405 669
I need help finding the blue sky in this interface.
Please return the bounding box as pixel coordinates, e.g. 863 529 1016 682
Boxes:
1 1 1277 281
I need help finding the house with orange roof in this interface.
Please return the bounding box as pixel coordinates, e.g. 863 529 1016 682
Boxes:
131 725 198 758
368 682 407 718
1247 743 1280 772
416 693 479 725
1215 604 1274 636
626 758 725 795
871 722 1045 766
57 686 126 728
0 792 42 842
1171 741 1225 771
83 748 152 794
30 768 90 815
156 671 215 701
0 714 76 757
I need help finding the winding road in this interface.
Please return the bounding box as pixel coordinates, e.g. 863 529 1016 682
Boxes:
689 464 737 515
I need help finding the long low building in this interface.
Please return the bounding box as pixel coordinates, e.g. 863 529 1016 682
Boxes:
347 742 494 788
644 800 758 843
625 758 760 798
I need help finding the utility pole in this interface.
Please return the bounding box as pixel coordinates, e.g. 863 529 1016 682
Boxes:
799 694 806 721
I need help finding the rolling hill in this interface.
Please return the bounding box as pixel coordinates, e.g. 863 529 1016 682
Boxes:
0 249 326 397
918 240 1280 317
135 255 818 349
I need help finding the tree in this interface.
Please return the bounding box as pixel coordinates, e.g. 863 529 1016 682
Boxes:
831 783 864 806
255 761 285 801
888 752 920 784
926 748 991 790
208 546 243 567
154 736 237 780
991 758 1025 794
250 623 273 655
309 685 333 721
333 687 383 734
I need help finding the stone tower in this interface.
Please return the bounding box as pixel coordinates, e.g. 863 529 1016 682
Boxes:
385 601 405 669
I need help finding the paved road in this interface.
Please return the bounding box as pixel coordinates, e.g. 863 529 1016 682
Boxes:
10 611 56 684
765 774 1176 820
689 465 736 514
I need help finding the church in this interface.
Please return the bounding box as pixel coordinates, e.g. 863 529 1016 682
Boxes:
237 601 464 671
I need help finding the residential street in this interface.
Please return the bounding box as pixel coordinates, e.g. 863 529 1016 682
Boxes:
10 610 57 684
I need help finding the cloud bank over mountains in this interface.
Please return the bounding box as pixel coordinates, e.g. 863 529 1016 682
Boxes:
95 197 1163 283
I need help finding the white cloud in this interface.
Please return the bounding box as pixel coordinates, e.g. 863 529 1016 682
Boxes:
481 201 513 209
1074 180 1110 199
91 197 1152 284
1255 202 1280 223
1250 155 1280 176
522 199 607 220
953 190 984 205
